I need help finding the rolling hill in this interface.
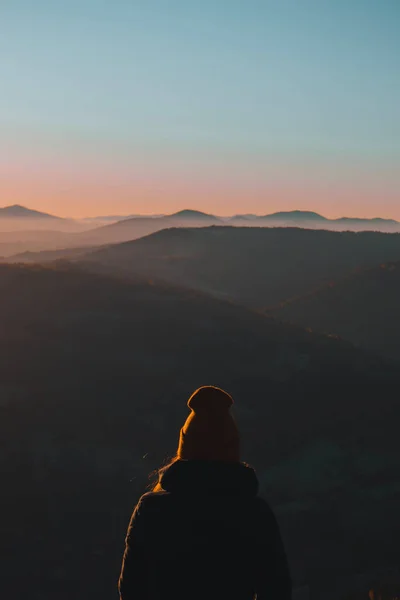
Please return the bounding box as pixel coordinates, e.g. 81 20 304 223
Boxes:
76 209 222 245
0 204 60 219
0 262 399 598
225 211 400 232
247 211 400 232
78 213 166 225
270 261 400 360
334 216 399 229
0 209 222 258
78 208 400 234
0 205 88 237
260 210 328 222
0 209 222 257
4 244 103 264
0 229 83 258
1 207 399 259
169 209 218 220
79 226 400 309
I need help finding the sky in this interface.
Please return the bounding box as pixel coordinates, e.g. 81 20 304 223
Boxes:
1 0 399 218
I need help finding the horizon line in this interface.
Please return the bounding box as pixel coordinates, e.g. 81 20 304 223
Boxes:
0 204 399 223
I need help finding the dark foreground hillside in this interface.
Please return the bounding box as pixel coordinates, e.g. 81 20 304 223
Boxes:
271 262 400 361
0 263 399 599
80 226 400 308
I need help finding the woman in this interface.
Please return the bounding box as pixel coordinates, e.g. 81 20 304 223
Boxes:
119 385 292 600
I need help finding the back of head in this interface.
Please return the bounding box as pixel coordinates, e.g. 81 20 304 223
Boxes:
177 385 240 462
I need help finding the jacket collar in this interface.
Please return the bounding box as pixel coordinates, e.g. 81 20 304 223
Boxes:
159 459 259 497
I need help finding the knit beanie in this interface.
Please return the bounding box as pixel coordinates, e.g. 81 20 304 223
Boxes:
177 386 240 462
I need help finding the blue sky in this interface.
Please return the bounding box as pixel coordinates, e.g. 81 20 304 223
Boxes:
1 0 399 217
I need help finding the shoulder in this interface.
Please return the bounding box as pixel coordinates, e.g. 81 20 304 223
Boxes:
125 492 171 539
138 490 170 505
133 491 172 515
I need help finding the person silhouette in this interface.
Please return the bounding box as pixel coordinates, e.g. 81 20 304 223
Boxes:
119 385 292 600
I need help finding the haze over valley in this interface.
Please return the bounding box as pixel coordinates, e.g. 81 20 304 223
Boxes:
1 204 400 260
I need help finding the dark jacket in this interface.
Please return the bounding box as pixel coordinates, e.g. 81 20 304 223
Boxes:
119 459 292 600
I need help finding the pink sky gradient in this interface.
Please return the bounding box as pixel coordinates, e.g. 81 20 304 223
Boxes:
2 1 398 222
1 152 399 220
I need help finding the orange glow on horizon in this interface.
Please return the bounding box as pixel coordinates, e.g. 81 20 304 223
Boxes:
1 154 399 220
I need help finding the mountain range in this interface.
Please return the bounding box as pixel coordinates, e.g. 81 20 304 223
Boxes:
1 205 400 259
78 225 400 306
78 208 400 229
80 208 400 239
5 223 400 363
1 205 399 228
270 261 400 360
255 210 399 228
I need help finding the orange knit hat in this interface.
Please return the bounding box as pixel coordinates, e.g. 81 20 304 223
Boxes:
177 386 240 462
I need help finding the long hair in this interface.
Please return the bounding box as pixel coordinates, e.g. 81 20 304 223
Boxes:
147 455 179 492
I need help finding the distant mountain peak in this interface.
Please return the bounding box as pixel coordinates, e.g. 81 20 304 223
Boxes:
168 209 217 220
335 216 399 225
262 210 327 221
0 204 60 219
229 214 257 221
